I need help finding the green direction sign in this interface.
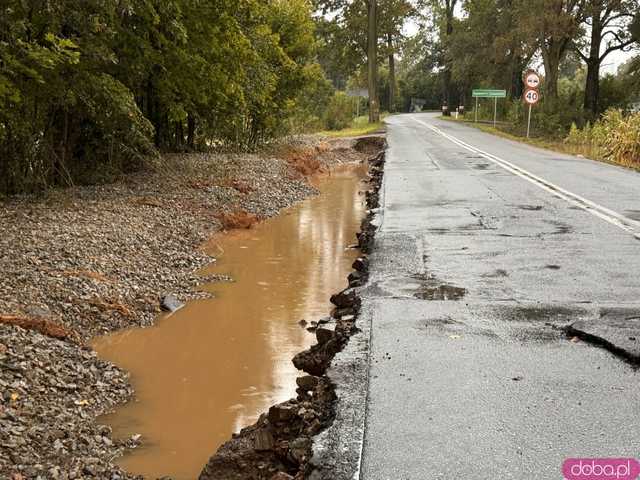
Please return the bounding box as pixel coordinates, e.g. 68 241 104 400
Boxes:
472 89 507 98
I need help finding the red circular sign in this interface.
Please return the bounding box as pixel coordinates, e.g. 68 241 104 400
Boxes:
524 88 540 105
524 71 541 89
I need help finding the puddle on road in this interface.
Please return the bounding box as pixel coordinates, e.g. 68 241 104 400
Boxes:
92 165 368 480
414 284 467 301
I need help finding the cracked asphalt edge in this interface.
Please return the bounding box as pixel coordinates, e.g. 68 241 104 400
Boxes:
309 177 387 480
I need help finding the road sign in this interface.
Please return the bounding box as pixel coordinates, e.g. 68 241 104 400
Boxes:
346 87 369 99
523 88 540 105
472 89 507 98
524 71 541 89
522 71 541 138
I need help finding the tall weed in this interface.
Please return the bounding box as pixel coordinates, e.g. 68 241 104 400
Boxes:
564 110 640 166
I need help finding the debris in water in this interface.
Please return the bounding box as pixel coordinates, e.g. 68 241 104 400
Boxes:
160 294 184 313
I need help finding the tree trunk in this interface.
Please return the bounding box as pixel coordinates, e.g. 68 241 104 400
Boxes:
442 69 452 115
387 33 396 113
174 121 184 150
510 56 525 100
367 0 380 123
584 60 600 118
55 109 69 186
442 0 455 116
542 47 561 107
584 11 603 118
187 114 196 150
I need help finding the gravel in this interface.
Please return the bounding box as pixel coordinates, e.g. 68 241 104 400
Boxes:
0 136 369 479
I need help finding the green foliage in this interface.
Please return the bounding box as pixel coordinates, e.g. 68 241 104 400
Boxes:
324 91 356 130
565 110 640 166
289 64 335 133
0 0 323 194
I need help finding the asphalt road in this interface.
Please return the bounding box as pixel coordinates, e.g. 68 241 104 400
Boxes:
359 113 640 480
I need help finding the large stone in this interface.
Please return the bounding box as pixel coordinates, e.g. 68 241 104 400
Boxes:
268 403 297 424
352 257 369 273
330 289 359 309
254 428 275 451
160 294 184 313
296 375 318 392
315 328 334 345
288 437 312 464
348 271 364 287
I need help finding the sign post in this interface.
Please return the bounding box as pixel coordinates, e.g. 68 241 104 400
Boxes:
522 70 541 138
475 97 479 123
472 89 507 125
523 89 540 138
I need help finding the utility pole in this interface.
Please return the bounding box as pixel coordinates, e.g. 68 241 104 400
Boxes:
387 33 395 113
367 0 380 123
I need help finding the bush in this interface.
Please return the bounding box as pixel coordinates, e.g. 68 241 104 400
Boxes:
598 110 640 165
324 92 356 130
564 109 640 166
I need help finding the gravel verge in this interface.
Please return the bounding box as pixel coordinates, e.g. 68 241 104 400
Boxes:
0 136 370 480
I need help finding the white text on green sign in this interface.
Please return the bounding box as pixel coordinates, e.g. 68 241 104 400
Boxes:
472 89 507 98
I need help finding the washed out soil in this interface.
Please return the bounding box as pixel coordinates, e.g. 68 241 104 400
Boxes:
198 139 386 480
0 136 376 480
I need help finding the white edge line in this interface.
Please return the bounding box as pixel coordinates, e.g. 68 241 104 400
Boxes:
413 118 640 240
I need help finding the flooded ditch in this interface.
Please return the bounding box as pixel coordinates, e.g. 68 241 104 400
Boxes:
92 165 369 479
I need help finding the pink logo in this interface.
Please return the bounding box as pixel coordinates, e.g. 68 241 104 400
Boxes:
563 459 640 480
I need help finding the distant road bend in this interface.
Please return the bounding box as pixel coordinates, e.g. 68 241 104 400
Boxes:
358 112 640 479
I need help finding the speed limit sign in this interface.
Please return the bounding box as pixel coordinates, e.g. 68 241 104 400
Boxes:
524 88 540 105
524 71 541 89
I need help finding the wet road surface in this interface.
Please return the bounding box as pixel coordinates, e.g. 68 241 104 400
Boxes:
93 167 368 480
360 113 640 479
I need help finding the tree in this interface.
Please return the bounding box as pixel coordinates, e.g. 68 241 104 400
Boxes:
517 0 585 102
313 0 414 116
574 0 639 117
0 0 326 194
448 0 536 104
426 0 459 113
379 0 416 112
367 0 381 122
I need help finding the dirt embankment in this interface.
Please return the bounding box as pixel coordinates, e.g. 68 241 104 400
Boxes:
198 137 386 480
0 136 374 480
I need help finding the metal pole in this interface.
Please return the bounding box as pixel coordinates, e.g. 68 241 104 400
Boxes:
493 97 497 128
475 97 478 123
526 104 532 138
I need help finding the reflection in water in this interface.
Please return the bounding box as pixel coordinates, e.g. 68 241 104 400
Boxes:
92 166 368 480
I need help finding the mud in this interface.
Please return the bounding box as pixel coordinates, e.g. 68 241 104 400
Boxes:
93 166 370 479
198 141 386 480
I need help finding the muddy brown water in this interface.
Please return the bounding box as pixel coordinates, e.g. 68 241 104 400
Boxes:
92 165 368 480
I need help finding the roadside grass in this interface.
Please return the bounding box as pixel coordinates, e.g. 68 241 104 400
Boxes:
321 114 387 138
438 115 640 172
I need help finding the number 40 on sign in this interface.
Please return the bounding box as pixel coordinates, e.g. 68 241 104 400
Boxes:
524 89 540 105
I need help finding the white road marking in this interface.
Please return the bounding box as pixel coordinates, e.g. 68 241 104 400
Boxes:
413 117 640 240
